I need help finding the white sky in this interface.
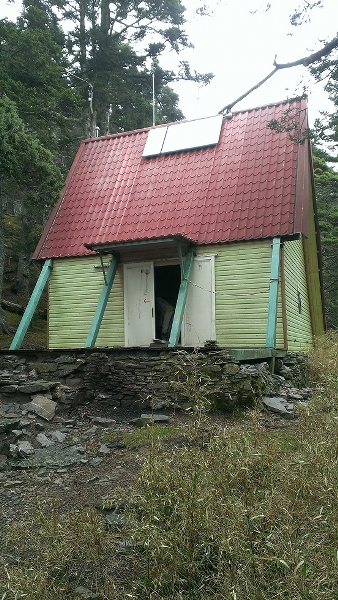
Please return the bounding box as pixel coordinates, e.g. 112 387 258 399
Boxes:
163 0 338 127
1 0 337 130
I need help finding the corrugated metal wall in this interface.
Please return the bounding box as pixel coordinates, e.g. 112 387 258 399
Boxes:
284 237 313 351
48 257 124 349
197 241 272 347
48 239 314 351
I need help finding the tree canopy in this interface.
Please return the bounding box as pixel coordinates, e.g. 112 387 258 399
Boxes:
0 94 64 331
0 0 212 333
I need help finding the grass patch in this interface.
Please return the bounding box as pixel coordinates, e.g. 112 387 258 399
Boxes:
1 503 122 599
0 309 47 349
102 425 183 449
2 333 338 598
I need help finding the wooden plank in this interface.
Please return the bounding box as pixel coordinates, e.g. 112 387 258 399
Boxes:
266 238 281 348
227 348 287 361
168 250 194 347
10 259 53 350
85 255 119 347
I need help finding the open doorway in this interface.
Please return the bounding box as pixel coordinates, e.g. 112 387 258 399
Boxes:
154 264 181 340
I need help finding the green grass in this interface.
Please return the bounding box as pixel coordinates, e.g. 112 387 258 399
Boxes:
102 425 183 449
0 309 47 349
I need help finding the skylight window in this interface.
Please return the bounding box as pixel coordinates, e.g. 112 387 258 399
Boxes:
142 114 223 157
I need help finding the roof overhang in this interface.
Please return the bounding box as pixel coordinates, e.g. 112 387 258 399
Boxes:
84 234 194 254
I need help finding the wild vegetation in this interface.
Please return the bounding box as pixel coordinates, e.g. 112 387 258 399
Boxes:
1 332 338 599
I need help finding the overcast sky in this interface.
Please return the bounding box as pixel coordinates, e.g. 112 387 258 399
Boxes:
163 0 337 125
2 0 337 127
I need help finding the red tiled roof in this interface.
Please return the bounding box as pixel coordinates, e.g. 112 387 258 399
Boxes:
33 99 310 260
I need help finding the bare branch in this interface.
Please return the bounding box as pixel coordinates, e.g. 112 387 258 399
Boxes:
274 36 338 68
219 36 338 114
218 68 278 114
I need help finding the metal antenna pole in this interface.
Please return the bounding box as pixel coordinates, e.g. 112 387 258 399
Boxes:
152 72 155 126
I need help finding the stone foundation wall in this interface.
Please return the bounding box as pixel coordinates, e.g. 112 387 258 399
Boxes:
0 348 309 412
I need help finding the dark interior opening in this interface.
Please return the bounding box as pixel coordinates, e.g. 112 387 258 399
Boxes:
154 264 181 340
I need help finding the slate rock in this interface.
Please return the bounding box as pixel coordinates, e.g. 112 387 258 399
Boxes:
10 440 35 458
19 419 32 428
12 430 24 438
90 417 116 427
5 445 82 469
18 381 58 394
73 586 99 599
36 433 54 448
262 397 295 418
105 512 124 527
98 444 110 455
50 430 66 443
140 413 170 422
22 396 57 421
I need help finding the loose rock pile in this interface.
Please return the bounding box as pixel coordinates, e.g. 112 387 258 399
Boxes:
0 349 312 470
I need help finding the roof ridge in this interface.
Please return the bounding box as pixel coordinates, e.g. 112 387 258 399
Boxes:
229 96 306 116
81 97 306 145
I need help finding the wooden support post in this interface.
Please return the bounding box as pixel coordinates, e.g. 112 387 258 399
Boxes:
266 237 281 349
10 259 53 350
85 255 119 348
168 250 194 348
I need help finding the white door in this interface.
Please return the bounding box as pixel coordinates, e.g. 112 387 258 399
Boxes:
124 262 155 346
182 255 216 346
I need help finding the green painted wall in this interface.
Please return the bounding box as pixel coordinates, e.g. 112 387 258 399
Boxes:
48 256 124 349
283 237 313 351
196 241 272 348
48 237 317 351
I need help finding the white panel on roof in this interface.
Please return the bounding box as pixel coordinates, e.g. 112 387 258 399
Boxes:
142 126 167 157
161 114 223 154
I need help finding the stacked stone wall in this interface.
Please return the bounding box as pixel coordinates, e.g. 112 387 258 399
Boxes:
0 349 309 412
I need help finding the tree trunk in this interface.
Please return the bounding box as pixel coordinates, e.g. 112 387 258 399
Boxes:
79 0 87 73
100 0 110 36
15 249 30 296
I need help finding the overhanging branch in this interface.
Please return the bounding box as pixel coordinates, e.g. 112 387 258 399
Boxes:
274 36 338 68
219 36 338 114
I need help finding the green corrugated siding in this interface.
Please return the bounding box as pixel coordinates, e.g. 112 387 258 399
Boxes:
284 238 313 351
49 241 288 350
48 257 124 349
196 241 272 347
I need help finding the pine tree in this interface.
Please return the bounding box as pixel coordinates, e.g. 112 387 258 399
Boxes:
0 95 63 331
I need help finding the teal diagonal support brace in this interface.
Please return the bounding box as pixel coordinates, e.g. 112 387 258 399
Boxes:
168 250 194 348
85 255 119 348
266 237 281 349
10 259 53 350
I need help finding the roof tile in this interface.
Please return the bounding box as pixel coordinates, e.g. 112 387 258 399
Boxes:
33 99 309 259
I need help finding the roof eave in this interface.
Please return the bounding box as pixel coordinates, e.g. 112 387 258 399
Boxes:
84 234 196 254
